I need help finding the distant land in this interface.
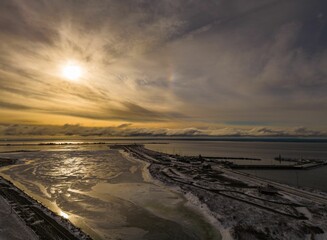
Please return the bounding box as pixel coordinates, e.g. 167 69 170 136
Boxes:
1 137 327 143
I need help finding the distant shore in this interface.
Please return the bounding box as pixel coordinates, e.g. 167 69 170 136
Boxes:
1 136 327 144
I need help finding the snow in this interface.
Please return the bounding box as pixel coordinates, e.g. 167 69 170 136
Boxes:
315 233 327 240
183 191 233 240
133 145 327 240
0 196 38 240
296 207 312 220
30 220 44 226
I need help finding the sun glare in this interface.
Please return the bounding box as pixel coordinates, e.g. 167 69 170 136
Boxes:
61 62 83 81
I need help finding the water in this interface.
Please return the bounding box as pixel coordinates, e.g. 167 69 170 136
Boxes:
1 138 327 239
0 142 221 240
145 140 327 192
145 140 327 161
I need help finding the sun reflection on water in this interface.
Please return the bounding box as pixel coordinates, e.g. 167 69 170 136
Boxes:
60 211 69 219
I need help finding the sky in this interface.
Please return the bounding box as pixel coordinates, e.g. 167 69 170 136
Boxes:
0 0 327 137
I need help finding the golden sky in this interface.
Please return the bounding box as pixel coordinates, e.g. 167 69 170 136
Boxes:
0 0 327 137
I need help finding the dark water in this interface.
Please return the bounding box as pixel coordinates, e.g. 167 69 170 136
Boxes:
145 140 327 192
145 140 327 160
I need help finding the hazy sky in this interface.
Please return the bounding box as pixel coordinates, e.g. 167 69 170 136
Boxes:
0 0 327 137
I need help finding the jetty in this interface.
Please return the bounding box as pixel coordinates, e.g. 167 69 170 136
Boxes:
229 162 327 170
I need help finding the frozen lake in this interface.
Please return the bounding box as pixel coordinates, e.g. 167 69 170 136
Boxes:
1 137 327 239
0 145 220 240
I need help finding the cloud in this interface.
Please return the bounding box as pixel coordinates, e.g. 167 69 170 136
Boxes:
0 0 326 131
117 123 132 129
0 101 32 110
0 124 326 138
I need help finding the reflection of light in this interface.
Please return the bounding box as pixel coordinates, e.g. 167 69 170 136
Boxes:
60 211 69 219
56 157 85 176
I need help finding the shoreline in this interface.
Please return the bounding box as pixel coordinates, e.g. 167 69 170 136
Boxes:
1 144 327 239
1 148 221 240
0 176 91 240
116 144 327 240
118 145 233 239
120 149 223 240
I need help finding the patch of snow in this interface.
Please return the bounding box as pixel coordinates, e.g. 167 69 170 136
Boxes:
30 220 44 225
183 191 232 240
0 196 38 240
315 232 327 240
296 207 312 220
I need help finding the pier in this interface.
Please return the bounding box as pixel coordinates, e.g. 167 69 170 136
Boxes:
229 162 327 170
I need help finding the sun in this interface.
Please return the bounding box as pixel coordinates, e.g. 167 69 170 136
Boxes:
61 62 83 81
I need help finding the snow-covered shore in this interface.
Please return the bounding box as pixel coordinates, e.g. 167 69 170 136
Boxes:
120 149 223 240
120 144 327 240
0 195 38 240
0 176 92 240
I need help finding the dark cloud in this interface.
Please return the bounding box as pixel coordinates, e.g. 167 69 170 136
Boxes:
293 127 323 136
0 101 31 110
117 123 132 129
0 124 326 137
0 0 326 132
